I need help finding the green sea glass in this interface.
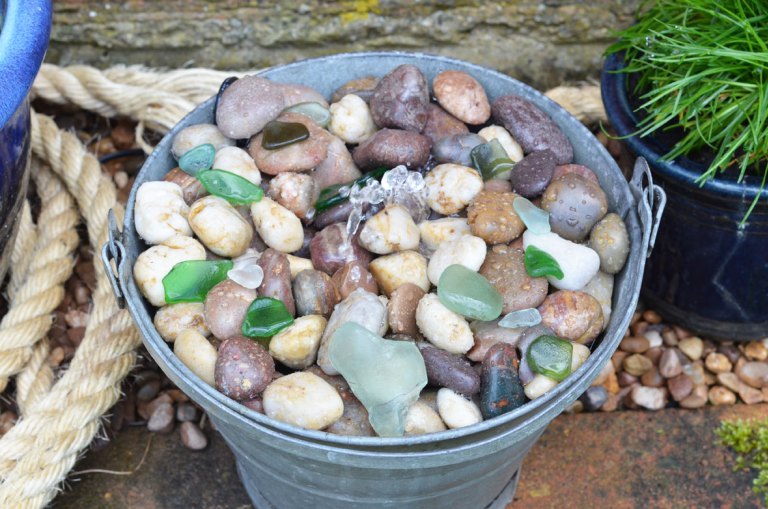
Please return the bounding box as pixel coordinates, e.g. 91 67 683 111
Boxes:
241 297 294 338
329 322 427 437
499 308 542 329
261 120 309 149
524 245 564 280
437 264 503 321
197 169 264 205
162 259 233 304
526 335 573 382
470 139 516 181
513 196 551 234
179 143 215 176
284 102 331 128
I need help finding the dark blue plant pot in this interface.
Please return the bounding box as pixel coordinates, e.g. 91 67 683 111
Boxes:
602 53 768 340
0 0 53 282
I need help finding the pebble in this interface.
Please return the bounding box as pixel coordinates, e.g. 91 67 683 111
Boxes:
331 261 379 300
479 244 548 314
175 402 200 422
332 76 379 103
541 173 608 242
280 83 329 109
683 362 707 386
250 112 331 175
524 374 559 400
404 401 447 435
387 283 426 339
658 348 683 378
416 293 474 355
267 172 317 220
522 231 600 291
369 64 429 131
679 384 708 409
538 290 604 344
433 70 491 125
214 336 275 400
436 388 483 429
353 128 432 171
317 288 388 376
427 234 487 286
216 76 286 139
134 181 192 245
329 323 427 436
708 386 737 406
418 217 471 252
153 302 210 342
662 328 679 347
491 95 574 165
552 163 599 184
292 269 339 317
738 383 764 405
589 212 629 273
736 361 768 388
269 315 327 369
250 197 305 254
359 204 420 254
509 149 557 198
630 386 667 410
305 366 374 437
480 343 526 418
263 372 344 431
204 279 256 340
467 319 527 363
477 125 524 163
329 93 377 144
644 330 664 348
579 386 608 412
667 373 693 402
623 354 653 377
172 123 234 159
424 163 484 215
312 136 362 190
467 191 525 244
716 372 742 393
147 402 175 433
745 341 768 361
419 342 481 396
640 366 664 388
432 133 486 167
188 196 253 258
257 249 296 316
678 336 704 361
420 104 469 145
310 223 372 275
213 146 261 185
174 329 218 387
136 380 161 402
620 336 650 354
369 250 429 296
704 352 732 374
618 371 639 387
179 421 208 450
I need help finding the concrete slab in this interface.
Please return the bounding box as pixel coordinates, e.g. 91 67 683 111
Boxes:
54 405 765 508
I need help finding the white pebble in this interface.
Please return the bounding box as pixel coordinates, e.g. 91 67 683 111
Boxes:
250 197 304 253
644 330 664 349
134 181 191 245
269 315 327 369
134 235 206 307
188 195 253 258
329 94 377 144
172 123 234 159
418 217 471 252
263 372 344 430
286 255 314 280
416 294 474 354
359 205 420 254
571 343 590 372
581 271 614 330
212 146 261 185
174 329 217 386
436 388 482 429
524 374 559 400
267 172 317 220
405 400 447 435
522 231 600 291
424 164 483 215
154 302 210 342
368 250 429 296
478 125 524 162
427 234 487 286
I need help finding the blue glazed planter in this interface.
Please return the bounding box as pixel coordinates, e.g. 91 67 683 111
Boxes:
602 53 768 340
0 0 52 282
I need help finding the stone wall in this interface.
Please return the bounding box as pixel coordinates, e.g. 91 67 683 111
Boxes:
51 0 639 90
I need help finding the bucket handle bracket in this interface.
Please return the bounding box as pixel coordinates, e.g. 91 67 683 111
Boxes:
101 209 127 309
630 157 666 258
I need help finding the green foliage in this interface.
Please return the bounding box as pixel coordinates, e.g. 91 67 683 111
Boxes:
606 0 768 222
716 418 768 506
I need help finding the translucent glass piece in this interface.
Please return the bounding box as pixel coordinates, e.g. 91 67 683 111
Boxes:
498 308 542 329
513 196 551 234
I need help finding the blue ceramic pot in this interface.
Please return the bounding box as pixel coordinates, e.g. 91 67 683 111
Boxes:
602 53 768 340
0 0 52 282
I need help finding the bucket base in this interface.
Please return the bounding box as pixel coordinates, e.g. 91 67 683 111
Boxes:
235 461 521 509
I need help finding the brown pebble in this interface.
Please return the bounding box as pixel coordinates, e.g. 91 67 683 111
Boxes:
679 384 708 409
718 343 742 365
612 350 628 372
736 361 768 389
620 336 650 354
745 341 768 361
640 366 664 388
137 393 173 421
708 386 736 406
48 346 65 367
165 389 190 403
66 327 86 347
0 411 17 435
622 354 653 377
617 371 639 387
704 352 732 374
673 325 693 340
645 347 663 366
738 383 763 405
667 374 693 402
661 328 678 347
136 379 161 402
467 191 525 245
387 283 425 339
701 340 717 359
147 402 175 433
678 337 704 361
74 285 91 305
642 310 662 324
180 421 208 450
241 398 264 413
716 372 742 393
630 321 648 337
176 402 200 422
630 311 642 326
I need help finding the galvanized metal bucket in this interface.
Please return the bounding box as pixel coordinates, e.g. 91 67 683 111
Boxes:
103 52 665 509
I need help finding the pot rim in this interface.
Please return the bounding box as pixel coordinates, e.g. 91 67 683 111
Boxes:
601 52 767 203
0 0 52 127
123 50 645 448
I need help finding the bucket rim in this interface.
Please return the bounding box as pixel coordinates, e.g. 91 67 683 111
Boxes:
122 50 645 448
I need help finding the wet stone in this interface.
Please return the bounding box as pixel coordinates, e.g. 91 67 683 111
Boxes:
509 149 557 198
579 385 608 412
352 129 432 171
433 70 491 125
467 191 526 245
369 64 430 132
479 244 548 314
538 290 604 345
216 75 286 139
481 343 526 419
257 249 295 317
310 223 372 275
331 260 379 300
418 342 480 396
541 173 608 242
589 212 629 273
